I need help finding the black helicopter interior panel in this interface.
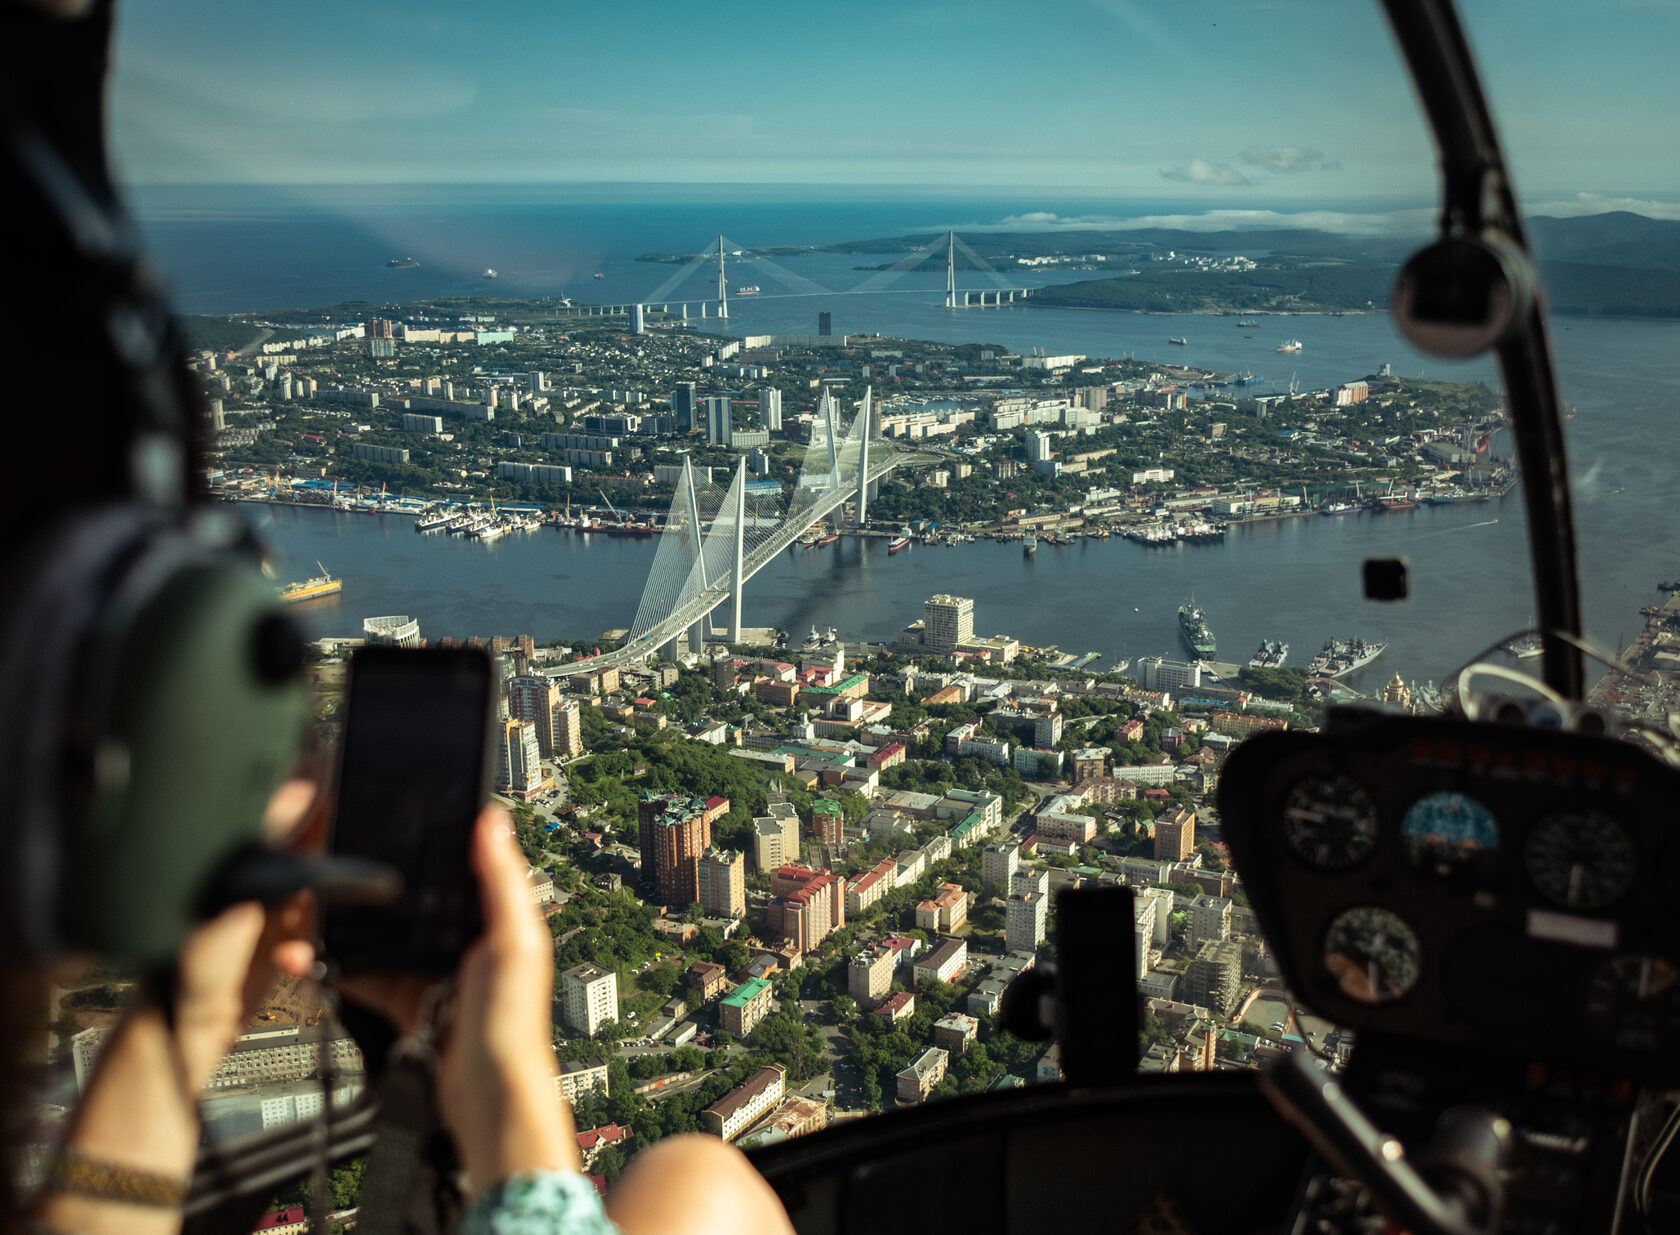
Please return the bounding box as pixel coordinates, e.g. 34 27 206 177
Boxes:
1219 709 1680 1081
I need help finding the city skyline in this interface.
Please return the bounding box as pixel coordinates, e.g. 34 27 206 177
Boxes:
109 0 1678 218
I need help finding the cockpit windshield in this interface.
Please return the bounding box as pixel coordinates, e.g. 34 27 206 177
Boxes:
41 0 1679 1201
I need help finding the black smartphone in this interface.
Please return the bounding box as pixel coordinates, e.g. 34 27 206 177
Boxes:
324 645 497 974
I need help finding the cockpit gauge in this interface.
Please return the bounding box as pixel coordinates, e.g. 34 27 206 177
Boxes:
1585 954 1680 1052
1525 812 1635 910
1322 906 1423 1006
1279 775 1380 872
1401 790 1500 872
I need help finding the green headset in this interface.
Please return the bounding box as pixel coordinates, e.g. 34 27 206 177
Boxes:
1 504 312 964
1 55 312 966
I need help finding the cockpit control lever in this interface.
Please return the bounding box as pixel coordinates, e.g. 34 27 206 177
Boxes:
1260 1051 1510 1235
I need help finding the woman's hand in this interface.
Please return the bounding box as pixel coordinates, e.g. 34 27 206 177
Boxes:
437 808 578 1190
37 779 321 1235
337 807 580 1193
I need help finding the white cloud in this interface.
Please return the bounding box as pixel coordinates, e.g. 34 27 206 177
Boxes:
1160 159 1252 187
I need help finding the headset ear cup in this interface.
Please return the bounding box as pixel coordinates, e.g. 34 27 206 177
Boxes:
0 506 157 962
0 503 308 965
66 558 309 963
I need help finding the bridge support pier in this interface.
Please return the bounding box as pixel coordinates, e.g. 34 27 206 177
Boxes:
728 458 746 642
855 388 872 530
687 621 704 654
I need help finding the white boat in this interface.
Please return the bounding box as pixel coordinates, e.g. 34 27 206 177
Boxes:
1277 339 1303 353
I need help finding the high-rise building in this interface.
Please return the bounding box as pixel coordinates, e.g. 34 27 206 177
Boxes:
553 699 583 759
631 303 646 334
811 798 844 847
766 865 845 953
1006 890 1047 953
673 382 697 434
752 802 800 871
496 719 544 801
847 943 896 1008
759 388 782 432
923 594 975 652
637 793 713 907
1155 807 1197 862
1184 939 1243 1014
982 843 1020 890
696 846 745 918
508 674 562 754
706 396 732 446
1188 894 1232 948
561 963 619 1037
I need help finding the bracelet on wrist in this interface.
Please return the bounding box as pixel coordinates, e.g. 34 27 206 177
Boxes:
45 1146 189 1209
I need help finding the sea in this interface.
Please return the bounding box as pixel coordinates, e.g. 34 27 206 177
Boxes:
132 186 1680 691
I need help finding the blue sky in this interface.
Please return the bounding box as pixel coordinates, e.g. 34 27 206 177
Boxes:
109 0 1678 221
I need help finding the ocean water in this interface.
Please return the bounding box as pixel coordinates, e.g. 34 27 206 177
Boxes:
134 188 1680 685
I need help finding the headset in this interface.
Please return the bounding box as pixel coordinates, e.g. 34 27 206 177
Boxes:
0 5 312 966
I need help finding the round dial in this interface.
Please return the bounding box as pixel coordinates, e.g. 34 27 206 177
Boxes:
1586 954 1680 1052
1281 775 1380 872
1525 812 1636 910
1402 790 1500 871
1322 906 1423 1006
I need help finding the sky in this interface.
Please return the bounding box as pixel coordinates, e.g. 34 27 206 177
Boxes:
108 0 1680 223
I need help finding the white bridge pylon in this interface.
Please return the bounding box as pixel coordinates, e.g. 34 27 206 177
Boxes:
616 388 883 661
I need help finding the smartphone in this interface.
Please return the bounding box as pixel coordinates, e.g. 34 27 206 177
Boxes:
324 645 497 974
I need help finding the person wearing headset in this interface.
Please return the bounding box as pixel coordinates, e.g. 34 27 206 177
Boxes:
0 1 794 1232
24 788 793 1235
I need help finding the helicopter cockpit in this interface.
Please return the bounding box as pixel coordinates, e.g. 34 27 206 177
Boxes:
7 0 1680 1233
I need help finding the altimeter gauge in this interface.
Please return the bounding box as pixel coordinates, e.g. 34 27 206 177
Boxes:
1525 812 1635 910
1323 906 1423 1006
1280 774 1380 871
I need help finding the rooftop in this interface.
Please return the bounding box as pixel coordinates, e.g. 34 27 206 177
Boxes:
721 977 772 1008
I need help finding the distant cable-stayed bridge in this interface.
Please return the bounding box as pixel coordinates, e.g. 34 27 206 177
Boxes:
623 231 1036 320
558 388 898 672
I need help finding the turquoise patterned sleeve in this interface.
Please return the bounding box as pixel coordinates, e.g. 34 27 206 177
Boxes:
462 1170 621 1235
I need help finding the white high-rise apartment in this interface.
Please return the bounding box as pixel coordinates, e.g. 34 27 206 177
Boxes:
561 963 619 1037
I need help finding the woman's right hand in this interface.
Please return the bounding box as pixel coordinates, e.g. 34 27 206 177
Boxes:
436 808 578 1190
338 807 579 1191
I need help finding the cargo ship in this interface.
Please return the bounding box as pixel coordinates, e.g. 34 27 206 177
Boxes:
733 285 761 296
386 257 419 268
1023 535 1037 555
1308 637 1388 678
278 562 341 604
1168 336 1187 345
816 532 839 547
1277 339 1303 353
1178 602 1217 660
888 536 911 553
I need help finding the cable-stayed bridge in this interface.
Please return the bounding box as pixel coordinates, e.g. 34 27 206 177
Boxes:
612 230 1034 320
560 388 897 672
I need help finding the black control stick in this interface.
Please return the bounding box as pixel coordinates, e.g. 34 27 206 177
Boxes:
1259 1051 1510 1235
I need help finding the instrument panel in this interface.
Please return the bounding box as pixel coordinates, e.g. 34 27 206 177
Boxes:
1218 709 1680 1081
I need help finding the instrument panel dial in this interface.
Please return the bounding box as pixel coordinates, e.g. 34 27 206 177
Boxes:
1585 954 1680 1052
1402 790 1500 874
1280 775 1380 872
1322 906 1423 1006
1525 811 1635 910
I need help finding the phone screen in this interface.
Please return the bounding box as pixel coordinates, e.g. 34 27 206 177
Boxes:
325 646 495 974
